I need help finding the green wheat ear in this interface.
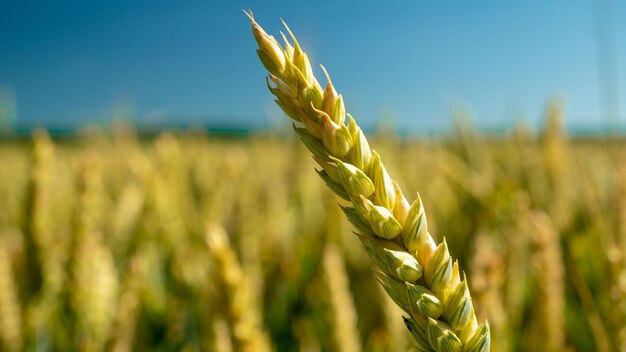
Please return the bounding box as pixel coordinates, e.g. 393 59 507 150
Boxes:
246 10 490 352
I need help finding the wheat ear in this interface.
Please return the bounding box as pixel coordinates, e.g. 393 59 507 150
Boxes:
246 12 489 352
529 211 565 352
206 224 271 352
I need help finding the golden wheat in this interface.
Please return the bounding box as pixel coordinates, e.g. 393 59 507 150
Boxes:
246 12 489 351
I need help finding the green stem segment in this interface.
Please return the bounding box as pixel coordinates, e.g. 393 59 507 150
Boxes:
246 11 490 352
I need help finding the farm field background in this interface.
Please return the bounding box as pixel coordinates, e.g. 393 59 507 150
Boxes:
0 106 625 351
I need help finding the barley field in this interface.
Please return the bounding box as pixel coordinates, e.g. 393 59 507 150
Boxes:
0 109 624 351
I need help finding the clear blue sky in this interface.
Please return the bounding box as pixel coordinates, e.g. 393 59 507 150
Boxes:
0 1 624 132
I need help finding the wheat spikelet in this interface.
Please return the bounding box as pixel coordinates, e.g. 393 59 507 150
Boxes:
322 244 362 352
246 13 489 351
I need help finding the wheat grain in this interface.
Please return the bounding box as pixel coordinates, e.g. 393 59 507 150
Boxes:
246 12 489 351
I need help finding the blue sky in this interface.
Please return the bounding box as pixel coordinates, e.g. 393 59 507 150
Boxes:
0 1 624 132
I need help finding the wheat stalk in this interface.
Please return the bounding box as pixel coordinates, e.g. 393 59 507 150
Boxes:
246 12 489 351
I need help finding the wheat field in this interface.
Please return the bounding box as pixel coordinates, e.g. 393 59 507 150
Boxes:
0 108 625 351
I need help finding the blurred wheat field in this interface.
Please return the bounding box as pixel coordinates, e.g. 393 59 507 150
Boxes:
0 111 625 351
